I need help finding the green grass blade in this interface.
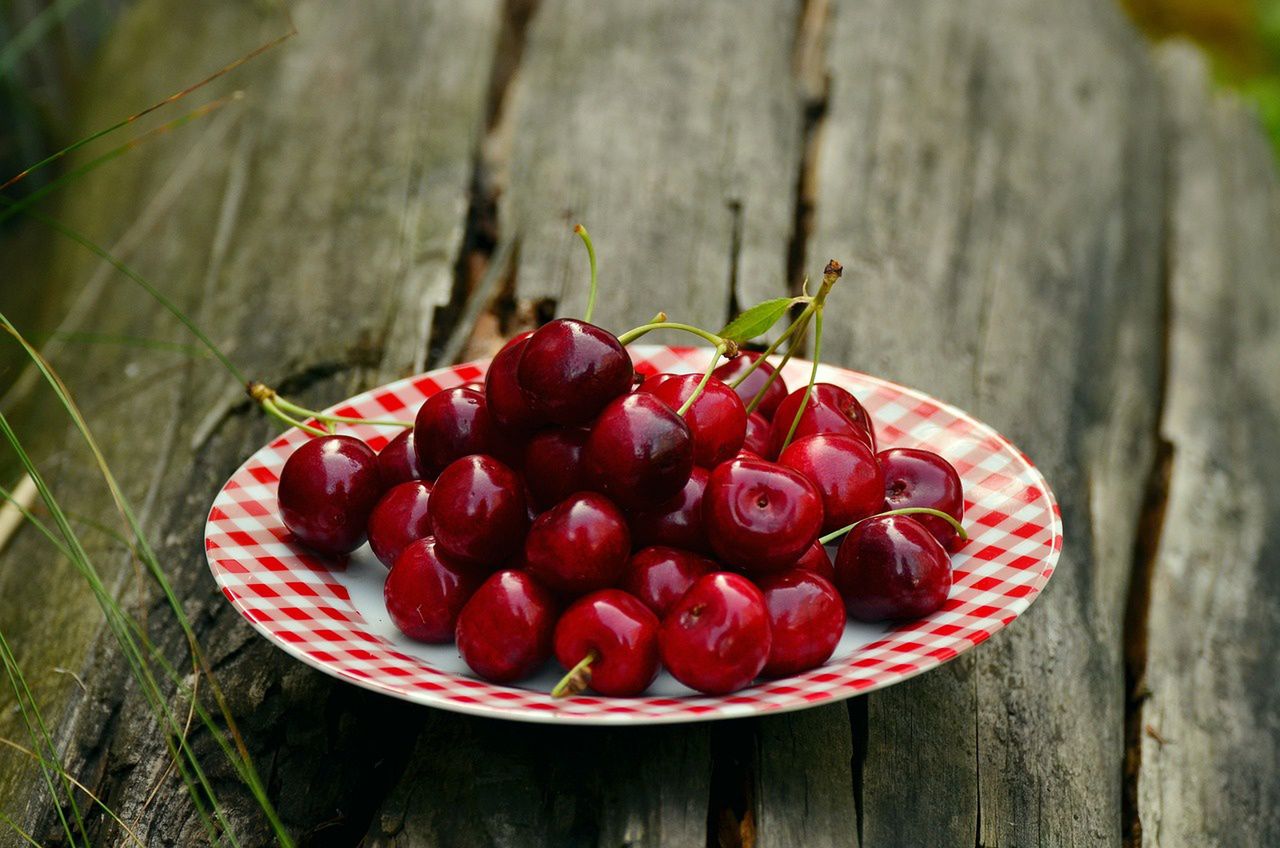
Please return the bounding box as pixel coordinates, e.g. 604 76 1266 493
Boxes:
0 0 86 77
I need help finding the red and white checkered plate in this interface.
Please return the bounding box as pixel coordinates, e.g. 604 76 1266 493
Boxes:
205 345 1062 725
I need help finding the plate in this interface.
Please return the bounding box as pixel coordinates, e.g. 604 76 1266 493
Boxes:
204 345 1062 724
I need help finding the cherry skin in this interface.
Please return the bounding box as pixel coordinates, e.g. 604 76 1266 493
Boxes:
621 545 718 617
455 569 557 683
429 455 528 567
522 427 590 511
878 448 966 550
778 433 884 534
834 515 952 621
659 572 772 695
553 589 660 696
367 480 434 568
384 537 484 642
743 411 771 456
795 540 836 583
376 428 423 486
628 466 711 554
712 351 789 420
703 456 823 573
524 493 631 595
584 392 694 510
638 373 746 468
768 383 876 457
484 330 545 434
516 319 634 426
278 435 384 556
413 387 503 476
756 569 845 677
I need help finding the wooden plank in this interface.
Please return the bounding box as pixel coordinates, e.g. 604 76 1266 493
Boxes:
1134 45 1280 846
754 705 858 848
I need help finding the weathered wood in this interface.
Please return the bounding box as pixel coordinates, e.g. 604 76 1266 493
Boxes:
754 706 858 848
1133 45 1280 847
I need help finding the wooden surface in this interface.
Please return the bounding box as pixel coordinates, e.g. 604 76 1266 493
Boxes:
0 0 1277 845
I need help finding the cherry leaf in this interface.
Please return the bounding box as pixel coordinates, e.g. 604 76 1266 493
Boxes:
718 298 794 343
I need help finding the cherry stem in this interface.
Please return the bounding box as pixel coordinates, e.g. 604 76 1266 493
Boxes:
778 307 824 453
616 322 738 356
574 224 599 324
550 650 597 698
272 396 413 428
259 396 327 437
677 342 728 417
727 302 812 390
247 381 414 434
744 312 809 415
818 507 968 545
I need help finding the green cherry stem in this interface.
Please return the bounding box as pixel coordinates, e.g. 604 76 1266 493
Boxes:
551 650 597 698
778 307 824 453
259 396 328 437
616 321 737 353
726 302 812 390
818 507 968 546
271 396 413 428
575 224 600 324
677 342 729 417
247 381 413 435
743 311 810 415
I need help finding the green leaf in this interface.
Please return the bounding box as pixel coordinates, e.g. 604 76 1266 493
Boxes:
718 297 794 342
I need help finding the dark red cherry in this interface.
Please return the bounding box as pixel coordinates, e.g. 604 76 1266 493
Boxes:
413 387 502 476
703 457 823 573
484 331 545 434
713 351 789 420
834 515 951 621
429 455 528 567
278 435 384 555
376 428 423 486
795 540 836 583
455 569 557 683
659 572 771 694
522 428 590 510
878 448 965 551
367 480 433 568
778 433 884 533
639 373 746 468
756 569 844 677
524 493 630 595
628 466 711 554
768 384 875 457
743 411 771 456
384 537 484 642
621 545 718 617
584 393 694 510
553 589 660 696
516 319 633 426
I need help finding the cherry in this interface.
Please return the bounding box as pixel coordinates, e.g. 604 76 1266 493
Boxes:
795 539 836 583
768 384 875 457
743 411 771 456
621 545 717 617
713 351 789 419
756 569 845 677
459 381 487 392
552 589 660 696
659 572 771 694
703 456 823 573
516 319 633 426
628 466 711 554
367 480 433 568
455 569 557 683
376 428 423 486
834 514 951 621
278 435 384 555
384 537 483 642
524 493 630 595
484 331 544 434
878 448 965 550
584 392 694 510
778 433 884 533
413 387 503 476
638 373 745 467
522 428 590 510
429 455 528 567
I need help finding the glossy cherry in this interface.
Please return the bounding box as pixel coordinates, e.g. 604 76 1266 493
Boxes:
376 428 423 486
584 392 694 510
278 435 384 555
621 545 718 617
768 383 876 457
795 540 836 583
778 433 884 533
516 319 633 426
756 569 845 677
429 455 528 567
834 514 952 621
712 351 789 419
628 466 711 554
659 572 772 694
455 569 557 682
878 448 966 550
703 456 823 573
743 411 771 456
413 387 502 476
484 330 544 434
384 537 484 642
638 373 745 467
553 589 660 696
524 493 631 595
522 428 590 510
367 480 433 568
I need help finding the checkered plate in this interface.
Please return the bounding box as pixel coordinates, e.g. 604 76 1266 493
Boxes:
205 345 1062 724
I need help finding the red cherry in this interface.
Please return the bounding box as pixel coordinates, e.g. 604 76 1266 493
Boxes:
712 351 789 420
524 493 630 596
768 384 875 457
459 381 486 392
553 589 660 696
795 540 836 583
743 411 771 456
484 331 545 434
638 373 746 467
516 319 633 426
621 545 717 617
413 387 503 476
703 457 823 573
878 448 965 550
278 435 384 555
778 433 884 533
659 572 771 694
429 455 528 567
522 428 590 511
367 480 433 568
756 569 844 677
455 570 557 683
584 393 694 510
376 428 423 486
834 515 951 621
384 537 483 642
628 466 711 555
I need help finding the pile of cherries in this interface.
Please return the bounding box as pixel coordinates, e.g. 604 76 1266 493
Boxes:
275 256 966 697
